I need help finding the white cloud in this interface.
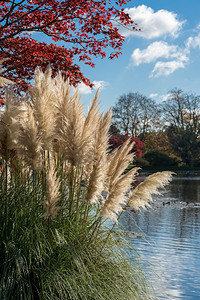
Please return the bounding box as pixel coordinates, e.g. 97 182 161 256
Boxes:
77 80 109 95
161 94 171 102
92 80 109 90
128 24 200 78
150 60 185 77
78 82 92 95
149 93 158 98
130 40 188 77
186 32 200 49
131 41 187 66
149 93 171 102
120 5 184 39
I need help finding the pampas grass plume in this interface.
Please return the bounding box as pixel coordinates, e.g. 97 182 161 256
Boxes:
58 89 86 166
30 67 56 150
101 139 137 221
129 171 174 210
0 59 15 86
0 90 23 159
85 110 111 203
107 138 135 187
42 160 61 218
102 167 140 222
19 104 42 171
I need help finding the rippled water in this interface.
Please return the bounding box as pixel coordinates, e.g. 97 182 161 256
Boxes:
120 172 200 299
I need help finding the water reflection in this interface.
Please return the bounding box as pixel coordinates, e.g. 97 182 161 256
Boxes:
120 172 200 299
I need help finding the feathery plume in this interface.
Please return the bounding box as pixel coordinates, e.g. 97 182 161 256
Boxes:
0 59 15 86
53 75 71 154
54 72 71 109
30 66 56 150
0 77 14 86
85 110 111 203
80 90 101 169
58 89 88 166
82 89 100 137
54 75 71 115
0 89 23 159
101 167 140 222
100 139 136 221
42 160 61 218
128 171 174 210
106 139 135 187
19 104 42 171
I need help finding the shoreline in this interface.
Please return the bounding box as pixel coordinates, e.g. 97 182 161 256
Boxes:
128 165 200 174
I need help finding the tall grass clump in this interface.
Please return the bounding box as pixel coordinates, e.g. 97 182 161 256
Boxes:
0 67 173 300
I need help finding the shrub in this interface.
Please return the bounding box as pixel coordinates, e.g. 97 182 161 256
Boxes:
134 157 150 167
168 154 183 167
0 67 173 299
143 150 179 167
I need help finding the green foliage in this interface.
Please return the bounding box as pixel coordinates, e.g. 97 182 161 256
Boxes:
166 125 200 165
143 150 179 167
134 157 150 167
168 154 183 167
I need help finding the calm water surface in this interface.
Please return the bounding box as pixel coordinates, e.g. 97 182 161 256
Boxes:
120 172 200 300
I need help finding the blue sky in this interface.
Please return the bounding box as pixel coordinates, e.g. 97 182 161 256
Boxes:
77 0 200 111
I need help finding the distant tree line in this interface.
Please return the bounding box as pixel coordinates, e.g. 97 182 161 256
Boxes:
110 89 200 167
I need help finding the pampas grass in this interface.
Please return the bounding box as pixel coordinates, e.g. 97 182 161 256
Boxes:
0 67 173 300
129 171 174 210
19 104 42 171
101 167 140 222
0 59 14 86
30 67 56 151
85 110 111 203
0 90 23 159
42 159 61 218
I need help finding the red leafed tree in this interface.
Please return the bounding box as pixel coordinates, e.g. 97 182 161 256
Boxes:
0 0 138 93
109 133 143 158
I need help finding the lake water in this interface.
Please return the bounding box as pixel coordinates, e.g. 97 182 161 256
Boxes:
120 172 200 299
